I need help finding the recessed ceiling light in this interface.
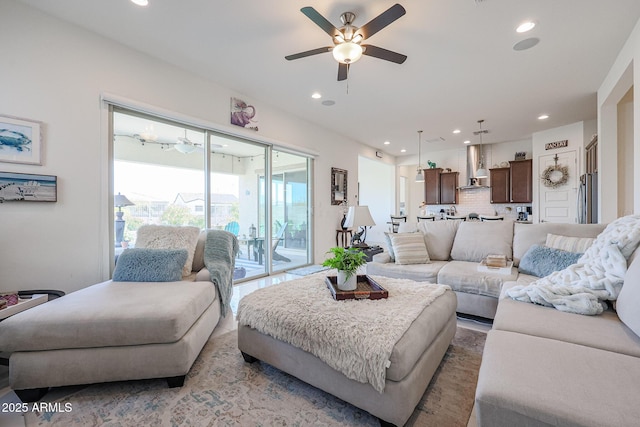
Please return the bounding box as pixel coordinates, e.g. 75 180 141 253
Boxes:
384 141 391 145
400 149 406 153
311 92 322 99
131 0 149 6
463 140 471 144
516 21 536 33
453 129 461 134
538 114 549 120
513 37 540 51
322 100 335 106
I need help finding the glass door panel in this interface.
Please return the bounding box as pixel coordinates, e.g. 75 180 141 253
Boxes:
113 109 205 255
209 133 267 280
271 150 310 271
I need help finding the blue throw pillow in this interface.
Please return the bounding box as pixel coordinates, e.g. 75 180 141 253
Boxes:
113 248 188 282
518 244 583 278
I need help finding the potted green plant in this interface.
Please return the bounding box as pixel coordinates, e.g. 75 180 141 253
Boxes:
322 247 367 291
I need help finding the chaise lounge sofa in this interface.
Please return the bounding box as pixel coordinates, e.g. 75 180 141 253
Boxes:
0 227 237 402
367 219 605 319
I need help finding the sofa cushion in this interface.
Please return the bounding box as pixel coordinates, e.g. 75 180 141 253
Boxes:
476 330 640 427
389 232 430 264
113 248 188 282
366 260 448 283
416 219 460 261
192 229 207 272
495 282 640 357
438 261 516 298
545 233 594 253
518 244 582 278
450 220 514 262
512 222 605 266
0 280 216 352
617 255 640 338
135 225 201 276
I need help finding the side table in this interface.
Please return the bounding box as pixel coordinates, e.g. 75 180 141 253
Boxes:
0 294 48 321
336 229 353 248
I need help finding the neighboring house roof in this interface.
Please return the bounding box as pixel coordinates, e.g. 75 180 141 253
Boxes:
173 193 238 204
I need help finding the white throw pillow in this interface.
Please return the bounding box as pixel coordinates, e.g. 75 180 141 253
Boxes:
545 233 594 253
389 232 430 265
135 225 201 276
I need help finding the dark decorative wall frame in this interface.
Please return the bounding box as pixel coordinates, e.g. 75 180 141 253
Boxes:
331 167 347 205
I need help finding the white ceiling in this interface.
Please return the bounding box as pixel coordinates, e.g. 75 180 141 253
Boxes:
19 0 640 156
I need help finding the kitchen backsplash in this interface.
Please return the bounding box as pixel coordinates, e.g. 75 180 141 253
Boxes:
419 187 531 221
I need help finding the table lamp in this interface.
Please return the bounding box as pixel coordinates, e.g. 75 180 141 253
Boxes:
344 205 375 248
114 192 134 247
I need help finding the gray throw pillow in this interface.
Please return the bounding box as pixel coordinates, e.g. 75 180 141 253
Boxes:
518 244 582 278
113 248 188 282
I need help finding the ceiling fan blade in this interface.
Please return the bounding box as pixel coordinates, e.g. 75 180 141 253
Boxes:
300 7 341 38
337 63 348 81
362 44 407 64
285 46 332 61
356 4 406 40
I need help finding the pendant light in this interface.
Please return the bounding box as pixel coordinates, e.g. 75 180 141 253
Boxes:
475 120 488 178
415 130 424 182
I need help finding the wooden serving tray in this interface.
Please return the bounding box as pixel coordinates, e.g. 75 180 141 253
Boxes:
325 275 389 301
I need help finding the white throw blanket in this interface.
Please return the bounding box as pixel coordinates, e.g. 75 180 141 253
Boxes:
506 214 640 315
237 275 450 393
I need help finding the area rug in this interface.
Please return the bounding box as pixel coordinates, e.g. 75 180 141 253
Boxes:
25 327 485 426
286 264 331 276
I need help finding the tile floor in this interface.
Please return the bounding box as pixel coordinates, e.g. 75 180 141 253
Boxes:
0 272 490 426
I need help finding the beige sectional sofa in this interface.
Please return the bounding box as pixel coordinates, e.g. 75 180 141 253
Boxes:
367 220 605 319
475 250 640 426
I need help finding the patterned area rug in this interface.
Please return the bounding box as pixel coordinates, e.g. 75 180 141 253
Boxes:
25 327 485 426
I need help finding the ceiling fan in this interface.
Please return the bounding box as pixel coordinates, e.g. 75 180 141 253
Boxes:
285 4 407 81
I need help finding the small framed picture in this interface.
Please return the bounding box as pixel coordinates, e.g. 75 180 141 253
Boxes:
0 115 43 165
0 172 57 202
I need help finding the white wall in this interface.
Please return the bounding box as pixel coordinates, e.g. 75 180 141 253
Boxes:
0 2 394 293
618 88 635 216
357 156 394 246
598 17 640 222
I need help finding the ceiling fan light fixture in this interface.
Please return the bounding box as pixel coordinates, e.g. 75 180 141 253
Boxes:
174 143 196 154
332 42 363 64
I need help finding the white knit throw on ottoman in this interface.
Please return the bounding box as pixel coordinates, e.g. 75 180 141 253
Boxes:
237 275 450 393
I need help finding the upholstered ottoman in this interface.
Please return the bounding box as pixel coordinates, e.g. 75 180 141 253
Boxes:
237 275 457 427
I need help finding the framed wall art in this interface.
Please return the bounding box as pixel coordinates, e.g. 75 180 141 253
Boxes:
0 172 57 202
0 115 43 165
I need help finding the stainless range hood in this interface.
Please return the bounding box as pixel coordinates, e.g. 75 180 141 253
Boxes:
458 145 490 190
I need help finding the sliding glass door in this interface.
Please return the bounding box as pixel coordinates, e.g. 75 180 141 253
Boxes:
112 106 311 281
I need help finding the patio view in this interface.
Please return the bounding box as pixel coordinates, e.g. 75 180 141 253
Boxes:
112 108 311 280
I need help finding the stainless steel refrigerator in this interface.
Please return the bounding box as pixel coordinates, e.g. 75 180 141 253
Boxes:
578 172 598 223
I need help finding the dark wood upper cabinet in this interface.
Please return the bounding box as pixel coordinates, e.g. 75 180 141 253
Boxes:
440 171 459 204
510 159 533 203
489 167 510 204
424 168 442 205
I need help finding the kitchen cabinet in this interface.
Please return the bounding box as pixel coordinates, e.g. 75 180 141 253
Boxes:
489 167 510 203
510 159 533 203
440 171 459 204
424 168 442 205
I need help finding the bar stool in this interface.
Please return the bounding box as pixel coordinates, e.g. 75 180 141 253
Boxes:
389 215 407 233
417 215 436 222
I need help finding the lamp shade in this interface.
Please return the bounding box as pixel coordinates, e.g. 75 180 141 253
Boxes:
114 193 134 208
475 168 488 179
344 206 375 228
415 170 424 182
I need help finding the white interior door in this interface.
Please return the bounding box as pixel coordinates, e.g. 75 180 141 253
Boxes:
538 150 578 223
